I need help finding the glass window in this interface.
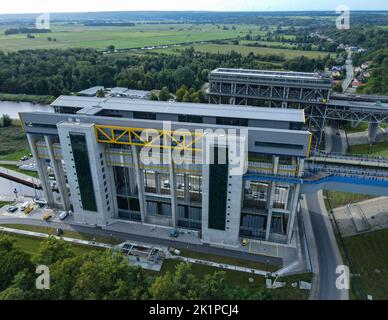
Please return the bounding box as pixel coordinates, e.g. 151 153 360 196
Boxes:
69 133 97 212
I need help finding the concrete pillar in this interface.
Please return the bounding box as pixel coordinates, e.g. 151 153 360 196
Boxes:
27 134 55 207
44 136 71 210
368 122 379 144
184 173 190 203
286 184 301 243
131 145 146 222
273 156 279 175
167 148 178 228
265 182 276 241
298 159 305 177
155 171 161 194
128 168 137 195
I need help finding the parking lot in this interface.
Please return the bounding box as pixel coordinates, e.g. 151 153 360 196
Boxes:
0 199 59 222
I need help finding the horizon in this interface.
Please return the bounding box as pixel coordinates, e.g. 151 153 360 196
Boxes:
0 0 387 15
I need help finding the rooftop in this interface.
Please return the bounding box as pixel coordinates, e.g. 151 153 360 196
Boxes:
78 86 104 96
52 95 306 123
211 68 328 81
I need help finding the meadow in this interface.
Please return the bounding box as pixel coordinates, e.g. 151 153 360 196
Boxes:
153 42 330 59
0 23 262 52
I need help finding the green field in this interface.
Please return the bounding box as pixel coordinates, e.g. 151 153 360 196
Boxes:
0 164 38 178
1 224 123 245
0 23 261 52
0 93 55 105
0 123 30 161
154 43 329 59
347 141 388 157
324 190 373 208
343 229 388 300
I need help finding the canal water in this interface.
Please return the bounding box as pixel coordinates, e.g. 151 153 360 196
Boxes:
0 101 53 119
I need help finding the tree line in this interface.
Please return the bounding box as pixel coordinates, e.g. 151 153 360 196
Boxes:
0 47 336 100
0 234 271 300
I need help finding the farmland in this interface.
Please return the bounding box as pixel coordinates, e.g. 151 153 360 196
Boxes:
153 42 330 59
0 23 263 52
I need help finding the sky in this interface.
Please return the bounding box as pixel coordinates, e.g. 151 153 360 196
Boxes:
0 0 387 14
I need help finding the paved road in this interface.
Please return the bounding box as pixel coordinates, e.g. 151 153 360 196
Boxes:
0 217 282 267
305 123 349 300
342 51 354 93
306 192 347 300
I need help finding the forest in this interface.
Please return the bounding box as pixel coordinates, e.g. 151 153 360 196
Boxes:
0 47 336 97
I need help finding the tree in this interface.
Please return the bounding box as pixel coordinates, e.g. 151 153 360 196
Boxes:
70 251 145 300
158 87 171 101
1 114 12 127
150 263 199 300
175 85 188 102
33 237 75 266
107 45 115 52
0 235 33 291
96 88 105 98
175 67 196 88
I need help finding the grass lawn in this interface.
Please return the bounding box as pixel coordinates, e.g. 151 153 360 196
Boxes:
0 123 30 161
0 164 39 178
0 93 55 105
178 248 278 272
159 260 312 300
324 190 373 208
343 229 388 300
343 122 369 133
347 141 388 157
1 224 123 245
0 231 97 257
0 201 12 208
154 43 329 59
0 23 260 52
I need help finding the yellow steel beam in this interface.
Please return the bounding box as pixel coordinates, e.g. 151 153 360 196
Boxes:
95 124 204 152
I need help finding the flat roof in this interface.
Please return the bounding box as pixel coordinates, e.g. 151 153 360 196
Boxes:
52 95 305 123
78 86 104 96
328 99 388 109
211 68 328 81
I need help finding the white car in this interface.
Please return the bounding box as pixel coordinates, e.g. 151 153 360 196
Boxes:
20 202 30 211
59 211 69 220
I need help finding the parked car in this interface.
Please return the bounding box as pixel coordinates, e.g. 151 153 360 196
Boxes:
43 213 52 221
59 211 69 221
24 206 33 215
7 206 18 213
163 180 170 188
169 228 178 238
20 202 30 211
20 156 29 161
241 239 249 246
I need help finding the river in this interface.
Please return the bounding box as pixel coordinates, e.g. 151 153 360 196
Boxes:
0 101 53 119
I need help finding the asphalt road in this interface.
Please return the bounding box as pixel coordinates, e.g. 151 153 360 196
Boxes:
306 193 347 300
342 51 354 93
305 123 348 300
0 217 283 267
